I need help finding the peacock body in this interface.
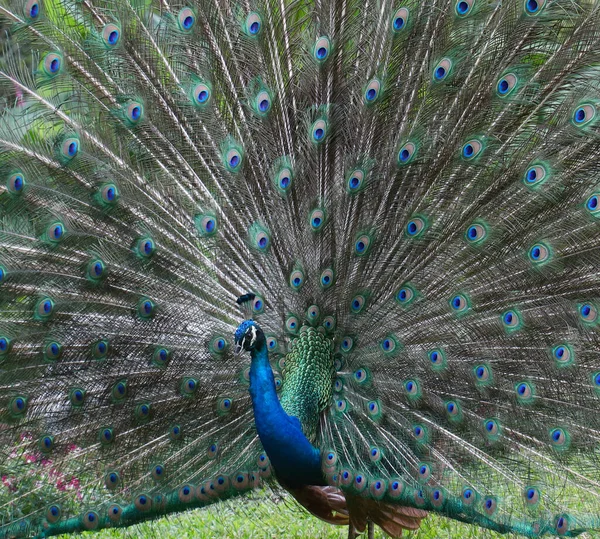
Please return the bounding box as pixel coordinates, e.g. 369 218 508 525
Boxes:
1 0 600 537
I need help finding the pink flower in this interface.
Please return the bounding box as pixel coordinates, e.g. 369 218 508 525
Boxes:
25 453 37 464
67 444 79 453
41 458 52 467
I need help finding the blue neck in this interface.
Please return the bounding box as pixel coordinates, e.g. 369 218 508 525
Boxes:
248 344 324 488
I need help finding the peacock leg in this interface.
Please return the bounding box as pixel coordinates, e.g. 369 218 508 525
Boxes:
367 520 374 539
348 525 357 539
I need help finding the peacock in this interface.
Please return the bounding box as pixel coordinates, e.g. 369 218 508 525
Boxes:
2 0 600 537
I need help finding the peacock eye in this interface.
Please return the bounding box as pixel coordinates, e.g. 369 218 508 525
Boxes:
322 315 336 331
483 497 497 516
515 381 534 403
524 164 548 187
313 36 331 62
397 142 416 165
474 364 492 384
450 293 469 312
252 295 264 314
320 268 335 288
573 104 596 126
44 341 62 360
60 137 79 159
340 336 354 352
7 172 25 194
586 194 600 216
350 294 366 313
42 52 63 76
391 7 409 32
309 209 326 231
275 166 293 193
35 297 55 319
524 0 546 15
455 0 474 16
177 7 195 31
433 58 452 81
579 302 598 323
102 23 121 47
225 148 243 172
24 0 40 19
462 139 483 160
311 119 328 143
355 234 372 256
195 214 218 237
496 73 517 96
100 183 119 205
306 304 320 322
406 216 426 237
285 315 299 333
193 82 211 105
346 168 365 193
465 222 487 244
364 78 382 104
245 12 262 36
528 242 551 264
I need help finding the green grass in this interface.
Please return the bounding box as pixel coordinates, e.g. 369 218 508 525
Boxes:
58 489 595 539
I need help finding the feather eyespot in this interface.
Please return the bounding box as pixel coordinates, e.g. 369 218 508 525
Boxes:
462 139 483 160
428 349 446 371
406 216 426 237
108 505 122 522
350 294 366 313
254 90 271 116
180 377 198 396
82 511 99 530
585 194 600 216
455 0 474 16
579 302 598 323
397 142 416 165
306 304 320 322
320 268 334 289
136 236 155 258
354 234 372 255
46 505 61 523
24 0 40 19
364 78 382 104
35 297 54 320
450 293 469 313
474 364 492 385
412 424 428 442
285 315 299 333
225 148 243 171
0 336 11 356
44 341 62 360
524 0 546 15
275 166 293 193
524 163 548 187
105 471 120 489
404 379 420 399
313 36 331 62
528 242 551 265
483 497 497 515
245 13 262 36
433 58 452 81
550 427 569 449
515 381 534 403
42 52 62 76
7 172 25 194
391 7 409 32
311 119 328 143
497 73 517 96
524 487 540 506
99 183 119 205
69 388 86 406
483 419 500 440
465 222 487 244
310 209 326 231
573 104 596 126
347 168 365 193
340 336 354 352
102 23 120 47
555 515 570 535
388 479 404 498
60 137 79 160
323 315 336 332
177 7 195 31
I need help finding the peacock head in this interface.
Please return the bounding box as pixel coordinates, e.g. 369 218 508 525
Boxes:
234 320 265 354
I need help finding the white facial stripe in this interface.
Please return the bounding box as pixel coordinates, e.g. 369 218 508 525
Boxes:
249 325 257 347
